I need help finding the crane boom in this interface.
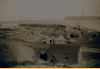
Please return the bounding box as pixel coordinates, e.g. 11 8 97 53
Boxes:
78 12 84 24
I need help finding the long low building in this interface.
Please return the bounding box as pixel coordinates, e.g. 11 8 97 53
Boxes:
0 20 67 29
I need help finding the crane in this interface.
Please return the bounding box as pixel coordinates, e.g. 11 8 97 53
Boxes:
76 12 84 30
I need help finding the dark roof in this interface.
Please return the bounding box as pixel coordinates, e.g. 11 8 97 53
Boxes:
47 44 80 54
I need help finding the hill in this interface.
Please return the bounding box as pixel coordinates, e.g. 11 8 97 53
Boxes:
64 16 100 20
0 39 36 67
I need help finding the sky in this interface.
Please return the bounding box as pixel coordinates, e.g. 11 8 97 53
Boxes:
0 0 100 21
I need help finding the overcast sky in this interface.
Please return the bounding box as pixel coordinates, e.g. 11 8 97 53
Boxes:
0 0 100 21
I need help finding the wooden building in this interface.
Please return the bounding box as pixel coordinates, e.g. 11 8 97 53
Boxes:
43 36 55 44
46 44 80 65
43 35 67 44
55 35 67 44
78 44 100 65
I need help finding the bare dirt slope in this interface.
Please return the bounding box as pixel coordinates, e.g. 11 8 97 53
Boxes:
0 39 35 63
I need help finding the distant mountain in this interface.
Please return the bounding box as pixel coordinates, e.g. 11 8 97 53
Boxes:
64 16 100 20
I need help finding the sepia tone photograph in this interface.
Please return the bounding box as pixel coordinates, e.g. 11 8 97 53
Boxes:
0 0 100 68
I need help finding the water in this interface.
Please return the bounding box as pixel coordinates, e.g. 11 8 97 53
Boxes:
63 20 100 31
0 20 100 30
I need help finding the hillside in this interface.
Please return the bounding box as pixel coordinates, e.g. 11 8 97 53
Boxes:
0 39 36 67
64 16 100 20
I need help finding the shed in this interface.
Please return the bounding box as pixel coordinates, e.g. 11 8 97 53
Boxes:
55 35 67 44
46 44 80 65
43 36 55 44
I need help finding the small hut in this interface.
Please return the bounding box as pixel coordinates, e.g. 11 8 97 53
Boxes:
42 36 55 44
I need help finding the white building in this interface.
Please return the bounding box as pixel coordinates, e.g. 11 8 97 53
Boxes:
78 45 100 65
43 35 67 44
55 35 67 44
43 36 55 44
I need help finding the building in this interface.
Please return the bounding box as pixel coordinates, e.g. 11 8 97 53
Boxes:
43 35 67 44
78 44 100 65
42 36 55 44
46 44 80 65
55 35 67 44
92 32 100 37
